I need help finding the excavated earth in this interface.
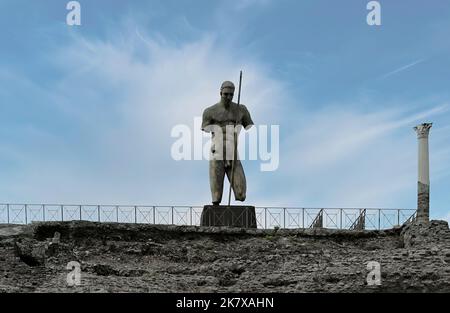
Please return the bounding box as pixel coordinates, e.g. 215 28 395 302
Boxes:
0 220 449 292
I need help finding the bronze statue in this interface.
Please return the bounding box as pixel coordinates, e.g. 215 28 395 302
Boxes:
201 76 254 205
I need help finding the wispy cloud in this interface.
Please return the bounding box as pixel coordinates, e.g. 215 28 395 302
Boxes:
2 28 450 214
0 26 287 206
251 102 450 209
379 58 426 80
1 4 450 221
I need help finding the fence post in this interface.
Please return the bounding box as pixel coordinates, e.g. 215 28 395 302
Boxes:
116 205 119 223
283 208 286 228
190 207 192 226
378 209 381 230
98 205 101 222
302 208 305 228
135 206 137 224
7 204 9 224
79 205 82 221
172 206 174 225
264 208 267 229
397 209 400 226
153 206 156 224
60 205 63 222
340 209 342 229
43 205 45 222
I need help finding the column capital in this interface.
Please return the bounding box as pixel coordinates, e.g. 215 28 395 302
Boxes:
414 123 432 139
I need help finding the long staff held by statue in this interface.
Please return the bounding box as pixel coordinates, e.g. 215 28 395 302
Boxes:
227 70 242 206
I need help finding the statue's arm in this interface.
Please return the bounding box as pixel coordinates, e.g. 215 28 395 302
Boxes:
201 108 213 132
241 105 254 130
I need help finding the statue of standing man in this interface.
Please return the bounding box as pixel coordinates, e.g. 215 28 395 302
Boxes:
201 80 254 205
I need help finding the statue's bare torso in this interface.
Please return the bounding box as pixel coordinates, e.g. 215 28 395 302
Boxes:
202 101 253 150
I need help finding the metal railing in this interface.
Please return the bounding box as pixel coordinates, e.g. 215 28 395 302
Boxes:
0 203 416 230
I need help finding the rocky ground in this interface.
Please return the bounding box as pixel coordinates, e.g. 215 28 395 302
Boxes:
0 220 449 292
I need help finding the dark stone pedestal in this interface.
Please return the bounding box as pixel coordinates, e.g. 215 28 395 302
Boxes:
200 205 257 228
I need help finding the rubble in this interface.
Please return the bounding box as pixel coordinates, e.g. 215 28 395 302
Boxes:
0 220 449 292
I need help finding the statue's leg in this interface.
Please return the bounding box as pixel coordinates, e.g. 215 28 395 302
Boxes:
210 159 225 204
226 160 246 201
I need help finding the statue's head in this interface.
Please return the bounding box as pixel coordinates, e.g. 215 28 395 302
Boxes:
220 81 235 104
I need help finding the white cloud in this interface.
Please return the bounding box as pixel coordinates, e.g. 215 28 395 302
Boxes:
2 22 450 217
1 27 288 206
252 103 450 209
379 58 427 80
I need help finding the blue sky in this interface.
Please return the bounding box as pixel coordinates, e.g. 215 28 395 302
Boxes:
1 0 449 221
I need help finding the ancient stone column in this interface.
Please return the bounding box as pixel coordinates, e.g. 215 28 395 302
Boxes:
414 123 432 222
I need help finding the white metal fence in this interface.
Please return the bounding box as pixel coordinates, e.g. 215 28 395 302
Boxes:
0 204 416 230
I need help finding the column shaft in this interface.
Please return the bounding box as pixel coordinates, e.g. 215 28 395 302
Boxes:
414 123 432 222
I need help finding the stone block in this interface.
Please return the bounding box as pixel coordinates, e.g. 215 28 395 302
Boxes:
200 205 257 228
